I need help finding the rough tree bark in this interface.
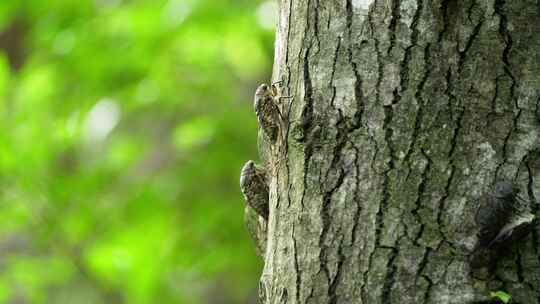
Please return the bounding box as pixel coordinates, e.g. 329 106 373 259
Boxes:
256 0 540 303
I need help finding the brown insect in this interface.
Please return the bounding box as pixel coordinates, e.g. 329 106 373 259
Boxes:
471 181 536 272
254 81 291 143
240 160 269 220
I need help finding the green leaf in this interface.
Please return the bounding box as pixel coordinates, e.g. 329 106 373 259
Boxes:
490 291 512 304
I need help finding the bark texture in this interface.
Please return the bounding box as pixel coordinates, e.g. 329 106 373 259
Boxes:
259 0 540 303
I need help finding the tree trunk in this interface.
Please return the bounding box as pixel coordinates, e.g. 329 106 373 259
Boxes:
259 0 540 303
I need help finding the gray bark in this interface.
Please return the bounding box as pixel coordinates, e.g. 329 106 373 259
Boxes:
257 0 540 303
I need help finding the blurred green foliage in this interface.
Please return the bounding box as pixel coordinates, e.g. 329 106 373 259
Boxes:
0 0 276 303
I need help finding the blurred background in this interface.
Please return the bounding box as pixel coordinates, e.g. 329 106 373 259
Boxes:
0 0 277 303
